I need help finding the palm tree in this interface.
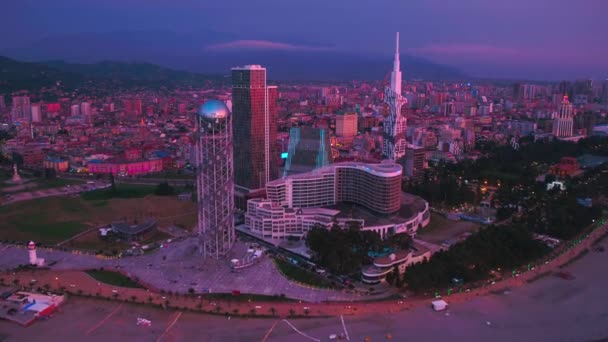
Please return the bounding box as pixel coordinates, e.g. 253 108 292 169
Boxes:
269 307 277 317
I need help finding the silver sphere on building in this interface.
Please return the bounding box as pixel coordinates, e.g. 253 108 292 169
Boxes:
197 100 230 120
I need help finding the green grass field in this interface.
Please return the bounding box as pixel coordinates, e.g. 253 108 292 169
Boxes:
0 176 83 194
0 184 196 245
274 258 336 289
35 178 83 190
417 212 481 245
417 212 453 235
0 171 9 183
85 269 143 288
0 197 87 243
81 184 156 200
139 170 195 180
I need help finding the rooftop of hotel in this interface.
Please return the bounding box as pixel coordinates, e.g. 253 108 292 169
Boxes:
364 242 431 274
269 160 402 183
372 249 412 267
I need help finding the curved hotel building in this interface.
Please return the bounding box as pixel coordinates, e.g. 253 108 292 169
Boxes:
245 161 430 240
267 161 402 215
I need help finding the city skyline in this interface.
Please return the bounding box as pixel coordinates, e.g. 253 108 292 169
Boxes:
1 2 608 339
1 0 607 80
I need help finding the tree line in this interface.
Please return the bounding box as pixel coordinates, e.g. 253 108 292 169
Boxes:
403 224 550 291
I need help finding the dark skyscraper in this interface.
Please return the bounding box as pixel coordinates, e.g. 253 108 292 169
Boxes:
231 65 278 191
602 80 608 104
513 82 523 100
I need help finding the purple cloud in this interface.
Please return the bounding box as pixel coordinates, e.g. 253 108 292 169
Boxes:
206 40 331 51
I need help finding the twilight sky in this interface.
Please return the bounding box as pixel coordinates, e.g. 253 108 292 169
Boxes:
2 0 607 80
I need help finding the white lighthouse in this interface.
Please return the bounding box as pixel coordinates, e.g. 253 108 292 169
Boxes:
28 241 37 265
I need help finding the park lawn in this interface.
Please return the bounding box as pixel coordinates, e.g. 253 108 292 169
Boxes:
0 197 88 244
65 229 130 252
0 192 197 245
34 178 84 190
416 212 481 245
0 176 83 194
142 229 172 244
85 270 143 288
417 212 453 235
140 171 195 180
274 258 335 289
67 228 171 252
0 171 10 183
81 184 156 200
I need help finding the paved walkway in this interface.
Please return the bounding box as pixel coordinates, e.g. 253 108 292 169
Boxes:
0 238 386 302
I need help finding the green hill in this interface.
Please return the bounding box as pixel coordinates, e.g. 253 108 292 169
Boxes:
0 56 222 93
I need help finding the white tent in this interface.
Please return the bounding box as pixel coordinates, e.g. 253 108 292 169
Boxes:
431 299 448 311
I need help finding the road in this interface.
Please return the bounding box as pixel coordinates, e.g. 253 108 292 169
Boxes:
1 180 110 206
57 173 194 188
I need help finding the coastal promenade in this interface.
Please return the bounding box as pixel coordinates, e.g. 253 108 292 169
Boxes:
2 218 606 318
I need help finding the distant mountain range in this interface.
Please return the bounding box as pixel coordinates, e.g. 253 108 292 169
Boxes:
0 56 74 92
0 56 222 93
1 30 466 83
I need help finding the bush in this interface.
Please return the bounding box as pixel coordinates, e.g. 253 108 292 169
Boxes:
155 182 175 196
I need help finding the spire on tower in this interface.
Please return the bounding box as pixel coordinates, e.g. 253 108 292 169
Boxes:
390 32 402 95
396 32 400 54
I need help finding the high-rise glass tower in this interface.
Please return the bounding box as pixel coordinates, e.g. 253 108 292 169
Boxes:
231 65 278 191
195 100 235 258
383 32 408 162
283 126 332 177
